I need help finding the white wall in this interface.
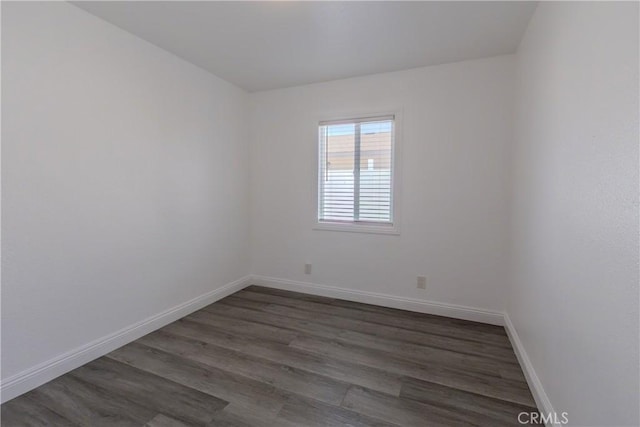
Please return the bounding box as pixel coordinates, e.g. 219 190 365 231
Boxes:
509 2 639 426
1 1 249 388
250 55 514 314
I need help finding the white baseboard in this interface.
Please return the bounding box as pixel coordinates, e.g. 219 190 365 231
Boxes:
503 313 558 426
251 275 504 326
0 275 252 404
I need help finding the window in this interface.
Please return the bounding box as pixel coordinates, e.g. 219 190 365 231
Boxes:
317 114 398 233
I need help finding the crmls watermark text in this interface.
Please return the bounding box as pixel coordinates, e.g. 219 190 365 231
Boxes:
518 412 569 425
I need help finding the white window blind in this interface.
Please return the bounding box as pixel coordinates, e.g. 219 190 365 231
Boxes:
318 115 394 225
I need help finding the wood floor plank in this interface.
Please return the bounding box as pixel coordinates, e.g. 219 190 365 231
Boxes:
163 317 404 396
206 299 340 340
0 394 77 427
337 329 526 380
342 385 478 427
106 342 287 419
228 296 519 364
237 288 512 347
186 308 300 343
206 404 280 427
145 414 190 427
498 365 529 383
28 374 156 426
3 286 538 426
69 357 228 425
215 296 272 310
246 285 340 304
217 296 518 366
137 329 350 405
247 286 507 336
400 376 538 424
275 394 399 427
331 298 506 334
290 334 536 407
202 300 523 382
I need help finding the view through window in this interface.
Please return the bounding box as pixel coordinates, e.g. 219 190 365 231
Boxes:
318 116 394 225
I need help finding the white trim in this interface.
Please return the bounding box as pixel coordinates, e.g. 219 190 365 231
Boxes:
251 275 503 326
0 275 252 403
319 114 394 126
313 222 400 235
503 313 559 427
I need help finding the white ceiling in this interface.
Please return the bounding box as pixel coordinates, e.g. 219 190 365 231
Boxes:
72 1 537 92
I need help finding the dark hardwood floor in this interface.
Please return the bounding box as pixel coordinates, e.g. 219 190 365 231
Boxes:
1 286 538 426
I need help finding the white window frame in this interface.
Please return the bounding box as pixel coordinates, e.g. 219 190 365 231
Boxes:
313 109 402 235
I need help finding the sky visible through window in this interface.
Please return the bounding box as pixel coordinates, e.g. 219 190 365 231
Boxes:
327 121 393 137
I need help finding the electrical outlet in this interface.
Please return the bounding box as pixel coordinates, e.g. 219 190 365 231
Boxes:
305 263 312 274
417 276 426 289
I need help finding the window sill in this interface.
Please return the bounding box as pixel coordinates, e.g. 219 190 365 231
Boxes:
313 222 400 235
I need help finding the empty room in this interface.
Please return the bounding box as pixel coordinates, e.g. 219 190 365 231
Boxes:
1 1 638 426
